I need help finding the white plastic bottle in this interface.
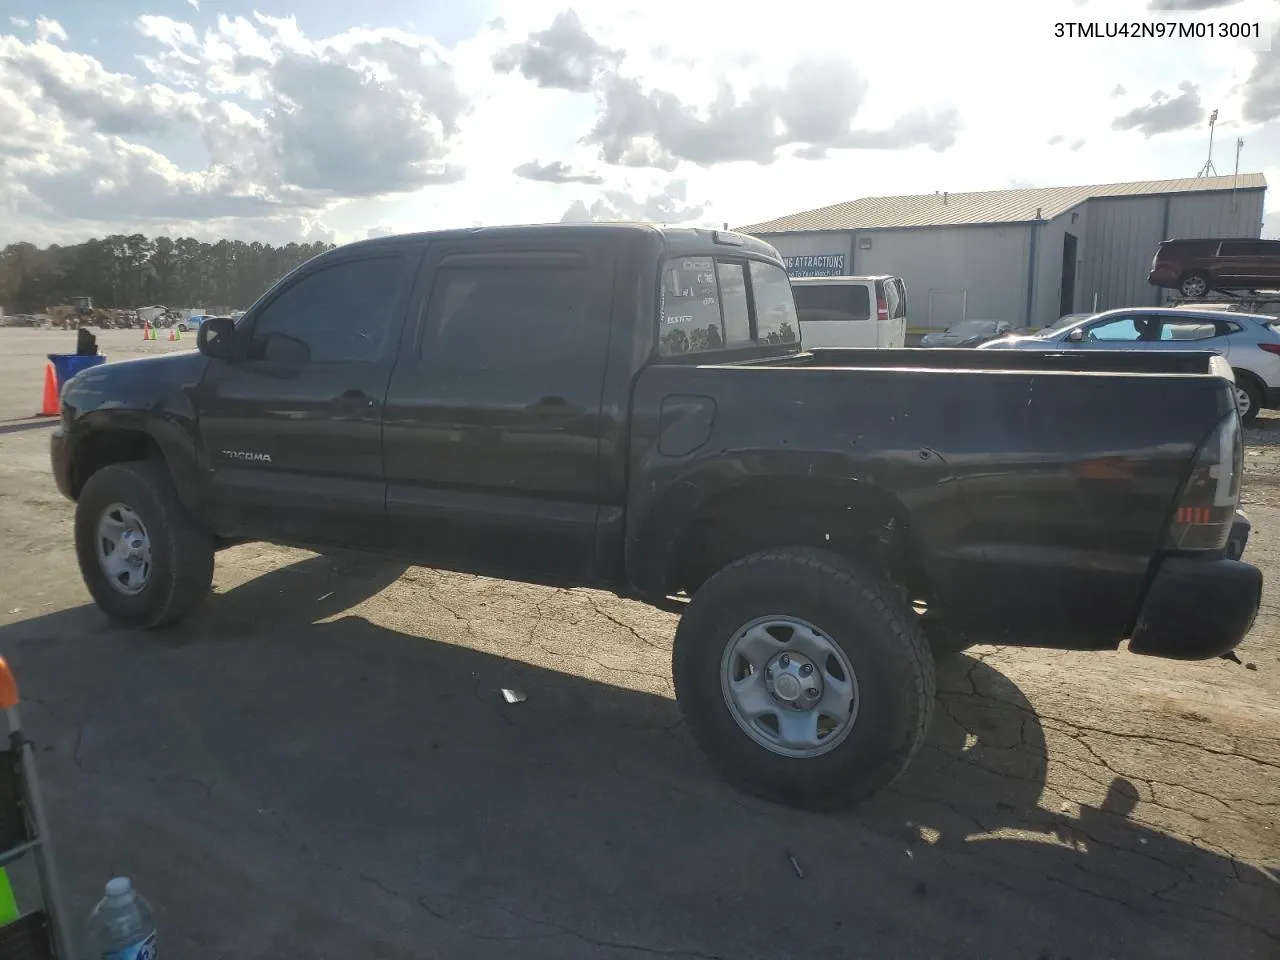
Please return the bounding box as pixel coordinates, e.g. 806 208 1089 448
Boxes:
89 877 157 960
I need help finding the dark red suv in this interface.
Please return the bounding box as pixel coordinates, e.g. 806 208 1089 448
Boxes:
1148 238 1280 298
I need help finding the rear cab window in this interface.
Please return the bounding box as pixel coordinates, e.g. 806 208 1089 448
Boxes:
658 256 799 356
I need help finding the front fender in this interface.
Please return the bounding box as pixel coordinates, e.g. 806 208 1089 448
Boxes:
61 352 209 514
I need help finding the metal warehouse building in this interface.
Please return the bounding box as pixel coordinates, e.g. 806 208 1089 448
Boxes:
736 173 1266 332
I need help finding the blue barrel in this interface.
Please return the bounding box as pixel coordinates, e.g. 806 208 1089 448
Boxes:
47 354 106 391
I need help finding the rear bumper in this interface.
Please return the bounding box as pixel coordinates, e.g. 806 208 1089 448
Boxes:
1264 387 1280 410
1129 513 1260 660
50 427 73 500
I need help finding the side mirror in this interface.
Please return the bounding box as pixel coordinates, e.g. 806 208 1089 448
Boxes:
198 315 236 360
1066 328 1086 343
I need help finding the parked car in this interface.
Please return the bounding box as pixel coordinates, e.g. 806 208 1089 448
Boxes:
918 319 1011 348
981 306 1280 422
790 275 908 348
1148 238 1280 298
175 315 206 333
50 224 1260 810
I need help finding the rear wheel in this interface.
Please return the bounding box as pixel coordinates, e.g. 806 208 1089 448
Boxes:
1179 271 1211 298
75 461 215 628
1234 374 1263 424
672 547 935 810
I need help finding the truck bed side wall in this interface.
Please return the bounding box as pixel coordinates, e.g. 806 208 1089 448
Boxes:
625 363 1232 649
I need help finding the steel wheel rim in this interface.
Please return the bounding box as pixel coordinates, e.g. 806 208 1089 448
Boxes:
1183 276 1207 298
95 502 153 596
1236 386 1253 419
720 615 860 758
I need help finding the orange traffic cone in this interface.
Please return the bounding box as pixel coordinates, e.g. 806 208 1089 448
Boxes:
38 363 58 416
168 327 176 342
142 321 151 341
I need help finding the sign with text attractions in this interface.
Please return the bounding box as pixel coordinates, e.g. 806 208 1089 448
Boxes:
783 254 846 278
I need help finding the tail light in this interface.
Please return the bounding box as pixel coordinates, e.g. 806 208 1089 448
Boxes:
1258 342 1280 356
1165 412 1242 552
876 296 888 321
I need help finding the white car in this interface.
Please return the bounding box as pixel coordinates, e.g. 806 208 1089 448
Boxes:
981 306 1280 422
791 275 908 348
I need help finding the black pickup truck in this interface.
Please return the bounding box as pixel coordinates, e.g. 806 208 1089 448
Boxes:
51 224 1261 809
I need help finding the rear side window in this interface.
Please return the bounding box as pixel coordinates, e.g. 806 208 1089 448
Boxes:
1160 321 1219 341
792 284 871 322
423 260 592 369
1218 241 1270 257
881 278 907 319
892 279 908 318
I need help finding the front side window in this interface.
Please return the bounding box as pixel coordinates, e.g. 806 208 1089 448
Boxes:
1084 315 1159 342
247 256 407 363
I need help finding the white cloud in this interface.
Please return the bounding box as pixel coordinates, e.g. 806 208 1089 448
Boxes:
0 0 1275 246
560 178 708 223
34 17 66 43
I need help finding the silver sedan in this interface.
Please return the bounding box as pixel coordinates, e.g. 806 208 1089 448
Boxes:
980 306 1280 422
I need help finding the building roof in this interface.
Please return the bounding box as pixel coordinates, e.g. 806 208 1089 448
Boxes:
736 173 1268 234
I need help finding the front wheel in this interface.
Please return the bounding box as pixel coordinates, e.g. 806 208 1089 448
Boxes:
672 548 935 810
74 461 215 629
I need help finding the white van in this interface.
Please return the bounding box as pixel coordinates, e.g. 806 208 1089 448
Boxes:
790 276 908 349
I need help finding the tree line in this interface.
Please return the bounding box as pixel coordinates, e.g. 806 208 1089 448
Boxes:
0 235 337 315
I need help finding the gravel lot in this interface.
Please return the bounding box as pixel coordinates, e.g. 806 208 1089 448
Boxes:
0 328 1276 959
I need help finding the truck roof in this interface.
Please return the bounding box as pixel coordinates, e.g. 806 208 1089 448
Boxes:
339 222 783 263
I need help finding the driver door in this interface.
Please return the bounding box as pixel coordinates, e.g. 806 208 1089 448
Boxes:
196 244 425 547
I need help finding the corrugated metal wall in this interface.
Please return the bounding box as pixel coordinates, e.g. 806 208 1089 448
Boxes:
1166 190 1264 239
1078 189 1265 311
1033 205 1088 324
757 188 1266 330
852 226 1030 329
1077 196 1167 312
764 226 1031 331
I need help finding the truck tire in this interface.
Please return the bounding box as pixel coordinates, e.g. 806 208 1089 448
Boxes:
74 461 215 629
672 547 935 810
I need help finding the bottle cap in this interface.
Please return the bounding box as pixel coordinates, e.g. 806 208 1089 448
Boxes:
105 877 132 898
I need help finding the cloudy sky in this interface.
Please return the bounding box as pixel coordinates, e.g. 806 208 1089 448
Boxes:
1 0 1279 246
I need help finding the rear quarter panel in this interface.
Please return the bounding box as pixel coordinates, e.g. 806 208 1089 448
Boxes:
627 362 1234 648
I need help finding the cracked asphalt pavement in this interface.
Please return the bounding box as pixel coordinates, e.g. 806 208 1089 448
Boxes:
0 330 1276 959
